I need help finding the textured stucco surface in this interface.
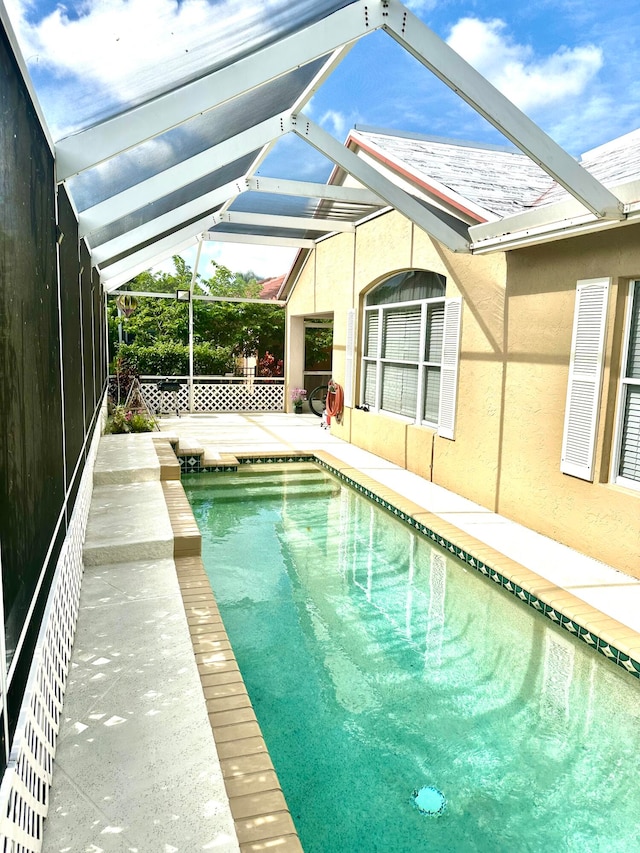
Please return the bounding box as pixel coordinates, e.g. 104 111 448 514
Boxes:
286 210 640 575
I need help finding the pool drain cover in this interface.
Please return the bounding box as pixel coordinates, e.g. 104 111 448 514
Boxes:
412 785 446 817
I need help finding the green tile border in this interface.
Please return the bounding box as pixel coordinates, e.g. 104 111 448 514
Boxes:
180 449 640 681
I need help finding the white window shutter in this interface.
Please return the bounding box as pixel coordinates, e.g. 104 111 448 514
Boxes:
561 278 610 480
437 297 462 439
344 309 355 408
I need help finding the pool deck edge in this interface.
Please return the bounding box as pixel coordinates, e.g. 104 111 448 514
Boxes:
156 440 304 853
313 450 640 679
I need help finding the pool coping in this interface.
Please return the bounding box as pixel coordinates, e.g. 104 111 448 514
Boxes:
154 439 303 853
155 439 640 851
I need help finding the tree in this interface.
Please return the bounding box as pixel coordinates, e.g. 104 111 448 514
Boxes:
107 256 285 374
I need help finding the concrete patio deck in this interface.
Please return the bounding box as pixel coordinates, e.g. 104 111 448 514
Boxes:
42 413 640 852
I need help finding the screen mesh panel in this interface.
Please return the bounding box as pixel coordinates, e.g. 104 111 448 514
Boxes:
207 224 327 240
229 192 380 221
0 26 65 733
81 242 96 428
89 153 259 247
58 185 85 486
15 1 357 135
68 59 327 211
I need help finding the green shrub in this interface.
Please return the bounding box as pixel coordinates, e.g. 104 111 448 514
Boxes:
115 341 234 376
193 343 234 375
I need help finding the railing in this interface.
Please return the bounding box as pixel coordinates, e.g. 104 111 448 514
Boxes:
129 375 285 414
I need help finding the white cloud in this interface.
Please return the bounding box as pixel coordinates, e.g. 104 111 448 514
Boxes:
319 109 348 139
446 17 602 113
403 0 437 12
5 0 279 133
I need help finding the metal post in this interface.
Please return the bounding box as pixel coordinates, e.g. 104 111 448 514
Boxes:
188 237 204 413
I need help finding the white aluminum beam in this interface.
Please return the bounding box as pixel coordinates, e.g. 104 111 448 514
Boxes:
0 4 54 154
382 0 623 220
55 1 381 179
246 176 382 205
100 234 203 290
90 183 244 265
99 220 212 284
204 232 316 249
213 211 356 233
290 114 470 252
78 115 286 237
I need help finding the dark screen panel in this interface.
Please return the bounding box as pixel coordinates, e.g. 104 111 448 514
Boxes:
58 185 85 486
93 280 106 405
81 241 95 429
0 26 65 699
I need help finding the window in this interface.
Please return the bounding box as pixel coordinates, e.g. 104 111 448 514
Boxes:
614 280 640 489
361 270 461 435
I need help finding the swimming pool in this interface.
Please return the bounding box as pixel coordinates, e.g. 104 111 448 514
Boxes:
184 463 640 852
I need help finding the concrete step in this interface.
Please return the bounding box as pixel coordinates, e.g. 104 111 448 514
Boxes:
83 481 174 566
93 434 161 485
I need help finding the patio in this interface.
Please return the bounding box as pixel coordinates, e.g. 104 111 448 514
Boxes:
42 413 640 851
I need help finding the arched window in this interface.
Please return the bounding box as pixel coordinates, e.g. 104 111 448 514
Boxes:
362 270 447 424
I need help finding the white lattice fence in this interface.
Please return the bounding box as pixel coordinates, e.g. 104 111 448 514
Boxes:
0 423 99 852
139 378 284 413
194 382 284 412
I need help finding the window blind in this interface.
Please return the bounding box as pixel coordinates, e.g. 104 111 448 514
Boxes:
617 284 640 484
363 361 377 407
383 306 421 361
425 304 444 362
619 387 640 481
381 364 418 417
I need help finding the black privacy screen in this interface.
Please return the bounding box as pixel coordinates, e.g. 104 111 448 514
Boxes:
0 24 65 737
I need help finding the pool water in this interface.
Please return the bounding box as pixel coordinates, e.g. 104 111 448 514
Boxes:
184 464 640 853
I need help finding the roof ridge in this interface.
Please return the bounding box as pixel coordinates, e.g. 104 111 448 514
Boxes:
352 124 524 156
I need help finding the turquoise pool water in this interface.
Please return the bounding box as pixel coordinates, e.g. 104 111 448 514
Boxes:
184 464 640 853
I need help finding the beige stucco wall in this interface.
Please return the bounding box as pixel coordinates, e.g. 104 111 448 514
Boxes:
490 225 640 575
285 210 640 575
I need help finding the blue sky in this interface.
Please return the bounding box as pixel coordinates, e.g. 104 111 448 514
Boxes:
6 0 640 278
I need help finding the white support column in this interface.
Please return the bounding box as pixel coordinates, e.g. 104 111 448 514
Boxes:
99 220 215 285
188 239 204 414
286 316 306 414
381 0 623 220
291 114 470 252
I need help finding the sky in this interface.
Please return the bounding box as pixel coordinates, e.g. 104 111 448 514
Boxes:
5 0 640 280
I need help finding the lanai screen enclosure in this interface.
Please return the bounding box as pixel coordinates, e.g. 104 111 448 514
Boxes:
0 0 630 848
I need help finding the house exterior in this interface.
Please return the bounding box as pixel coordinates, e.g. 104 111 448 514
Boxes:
283 128 640 576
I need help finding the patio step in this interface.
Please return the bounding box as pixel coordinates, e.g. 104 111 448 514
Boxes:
93 434 161 484
83 480 174 566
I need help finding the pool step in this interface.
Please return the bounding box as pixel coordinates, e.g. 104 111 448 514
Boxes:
183 470 333 491
187 482 340 503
